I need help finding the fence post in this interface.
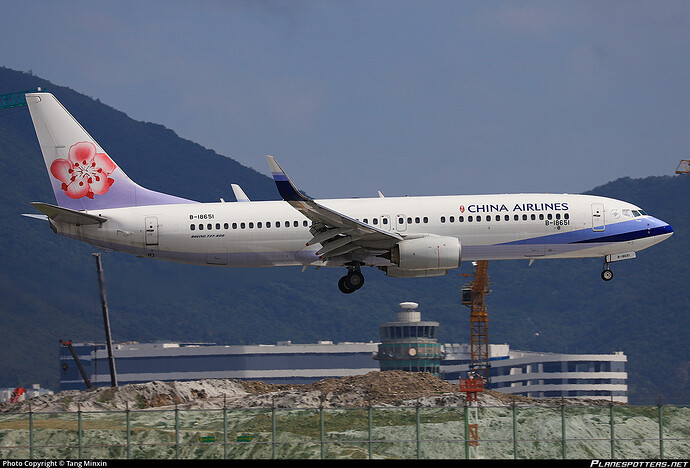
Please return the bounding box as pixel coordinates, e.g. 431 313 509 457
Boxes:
658 398 664 460
29 403 33 460
271 399 277 460
78 402 83 459
368 405 373 459
416 402 421 459
319 400 325 460
561 401 566 460
609 401 615 459
463 402 469 460
126 402 131 460
223 395 228 460
512 403 517 460
175 405 179 459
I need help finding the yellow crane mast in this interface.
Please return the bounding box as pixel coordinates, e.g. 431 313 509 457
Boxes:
462 260 491 387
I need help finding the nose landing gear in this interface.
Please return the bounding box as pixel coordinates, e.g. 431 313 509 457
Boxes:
601 261 613 281
338 266 365 294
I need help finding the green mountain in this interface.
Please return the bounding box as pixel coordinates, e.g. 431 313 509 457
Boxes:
0 67 687 404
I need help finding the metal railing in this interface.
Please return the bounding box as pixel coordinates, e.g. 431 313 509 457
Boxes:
0 403 688 459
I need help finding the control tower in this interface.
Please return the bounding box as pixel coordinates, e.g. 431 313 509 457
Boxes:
375 302 443 376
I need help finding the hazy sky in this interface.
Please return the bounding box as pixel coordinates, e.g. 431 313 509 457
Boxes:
2 1 689 199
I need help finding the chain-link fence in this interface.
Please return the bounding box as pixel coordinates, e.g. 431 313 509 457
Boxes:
1 404 688 459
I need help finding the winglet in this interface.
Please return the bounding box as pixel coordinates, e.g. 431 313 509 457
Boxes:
231 184 251 202
266 155 308 202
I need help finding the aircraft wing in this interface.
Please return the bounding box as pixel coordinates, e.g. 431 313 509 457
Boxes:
30 202 107 225
266 155 402 259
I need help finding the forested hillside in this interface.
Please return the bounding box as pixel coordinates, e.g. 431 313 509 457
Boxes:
0 67 687 404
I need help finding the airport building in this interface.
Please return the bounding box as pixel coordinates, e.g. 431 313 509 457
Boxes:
58 302 628 402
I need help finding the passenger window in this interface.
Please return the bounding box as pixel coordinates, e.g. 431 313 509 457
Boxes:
224 223 229 229
514 215 519 221
294 221 299 227
190 224 195 231
522 214 527 221
373 218 378 225
556 213 561 220
303 221 308 227
539 214 544 220
530 214 536 221
505 215 509 221
459 216 464 222
476 216 481 222
564 213 570 220
415 217 420 224
232 223 238 229
423 217 428 223
450 216 455 222
440 216 446 223
547 214 552 220
241 222 246 229
216 223 221 229
468 216 473 222
285 221 290 227
266 222 271 228
363 218 368 224
382 218 388 225
199 224 203 230
407 217 412 224
207 223 212 230
276 221 281 227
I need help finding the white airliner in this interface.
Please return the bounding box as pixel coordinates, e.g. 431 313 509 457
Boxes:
25 93 674 293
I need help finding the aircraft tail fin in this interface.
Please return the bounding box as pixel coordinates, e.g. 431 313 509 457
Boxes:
25 93 196 210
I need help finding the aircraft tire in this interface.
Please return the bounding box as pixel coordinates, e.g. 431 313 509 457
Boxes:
601 270 613 281
338 276 355 294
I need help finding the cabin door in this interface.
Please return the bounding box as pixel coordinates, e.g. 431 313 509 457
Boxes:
145 217 159 245
591 203 605 232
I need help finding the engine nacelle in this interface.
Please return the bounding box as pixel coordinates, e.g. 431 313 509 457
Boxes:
391 236 461 271
385 266 449 278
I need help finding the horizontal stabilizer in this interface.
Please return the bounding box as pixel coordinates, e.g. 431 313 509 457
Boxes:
30 202 107 225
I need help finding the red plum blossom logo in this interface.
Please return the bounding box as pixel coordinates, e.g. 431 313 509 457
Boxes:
50 142 116 199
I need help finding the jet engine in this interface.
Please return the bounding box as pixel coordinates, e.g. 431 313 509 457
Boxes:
387 236 461 275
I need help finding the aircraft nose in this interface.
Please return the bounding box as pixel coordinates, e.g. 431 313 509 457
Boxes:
652 218 673 244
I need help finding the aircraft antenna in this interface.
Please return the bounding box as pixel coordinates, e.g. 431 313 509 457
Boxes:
461 260 491 387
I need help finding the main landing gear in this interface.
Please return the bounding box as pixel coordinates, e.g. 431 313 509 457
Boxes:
338 265 365 294
601 261 613 281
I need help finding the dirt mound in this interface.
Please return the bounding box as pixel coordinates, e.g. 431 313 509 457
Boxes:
0 371 614 413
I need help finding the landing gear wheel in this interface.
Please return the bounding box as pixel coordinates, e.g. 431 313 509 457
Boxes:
601 269 613 281
338 276 356 294
338 269 365 294
348 271 365 289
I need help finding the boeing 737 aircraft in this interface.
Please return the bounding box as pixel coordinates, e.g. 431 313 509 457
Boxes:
25 93 674 293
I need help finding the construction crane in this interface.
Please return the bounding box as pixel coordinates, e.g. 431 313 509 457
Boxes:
461 260 491 387
0 88 44 110
676 160 689 174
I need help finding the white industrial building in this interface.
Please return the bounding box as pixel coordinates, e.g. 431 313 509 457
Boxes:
59 340 627 402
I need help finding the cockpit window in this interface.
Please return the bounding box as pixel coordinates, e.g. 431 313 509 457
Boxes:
638 209 647 216
622 209 632 217
632 210 641 217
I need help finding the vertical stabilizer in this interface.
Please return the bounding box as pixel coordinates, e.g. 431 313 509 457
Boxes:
25 93 195 210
